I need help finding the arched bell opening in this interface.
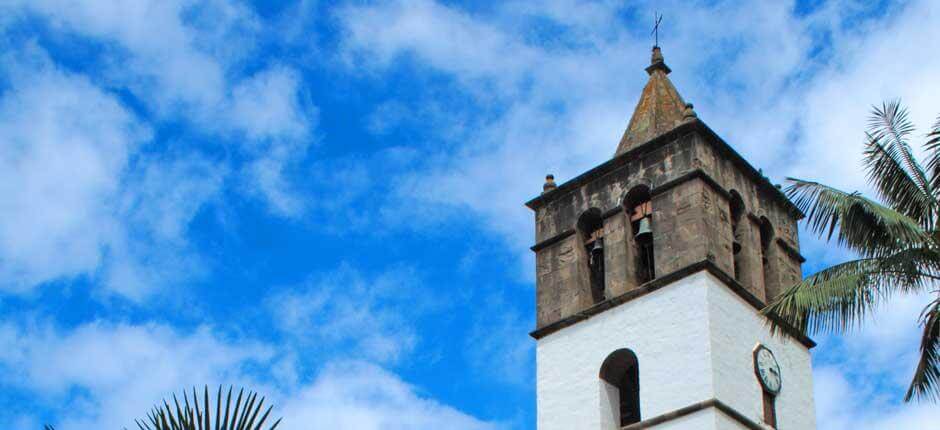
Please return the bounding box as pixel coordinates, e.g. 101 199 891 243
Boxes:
759 216 775 298
729 190 746 282
578 208 606 304
624 186 655 284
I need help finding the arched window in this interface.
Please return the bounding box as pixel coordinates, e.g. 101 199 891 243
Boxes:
578 208 605 303
729 191 746 282
625 186 654 284
600 349 641 426
759 216 774 296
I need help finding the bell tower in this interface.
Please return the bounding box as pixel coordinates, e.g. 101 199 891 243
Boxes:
527 47 817 429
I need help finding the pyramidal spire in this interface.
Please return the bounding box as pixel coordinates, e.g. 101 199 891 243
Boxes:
615 46 693 156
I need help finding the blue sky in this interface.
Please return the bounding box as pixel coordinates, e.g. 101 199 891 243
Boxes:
0 0 938 429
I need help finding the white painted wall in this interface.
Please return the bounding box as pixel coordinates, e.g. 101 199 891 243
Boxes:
639 408 754 429
655 409 718 429
535 271 815 429
707 275 816 429
713 410 752 429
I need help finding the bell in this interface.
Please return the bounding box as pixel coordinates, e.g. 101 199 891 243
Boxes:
589 238 604 267
592 238 604 253
635 217 652 240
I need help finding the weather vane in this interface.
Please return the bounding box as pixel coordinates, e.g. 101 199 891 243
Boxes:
651 12 663 47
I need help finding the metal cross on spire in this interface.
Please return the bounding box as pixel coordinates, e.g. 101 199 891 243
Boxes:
651 13 663 47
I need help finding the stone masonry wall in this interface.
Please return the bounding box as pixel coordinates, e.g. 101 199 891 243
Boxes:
532 128 804 330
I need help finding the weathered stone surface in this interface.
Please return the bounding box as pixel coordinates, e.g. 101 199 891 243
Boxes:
735 216 765 302
529 125 804 330
528 45 804 330
616 46 687 156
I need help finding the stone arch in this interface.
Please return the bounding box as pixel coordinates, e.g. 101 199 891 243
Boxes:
758 216 777 299
622 185 655 284
619 179 654 210
728 190 746 281
759 216 774 249
577 208 606 303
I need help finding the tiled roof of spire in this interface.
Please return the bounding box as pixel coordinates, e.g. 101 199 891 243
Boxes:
615 46 690 156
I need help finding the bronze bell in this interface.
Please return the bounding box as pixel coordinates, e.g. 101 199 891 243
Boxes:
592 238 604 252
589 238 604 266
635 217 652 240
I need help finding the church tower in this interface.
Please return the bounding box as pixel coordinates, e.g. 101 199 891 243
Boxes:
526 47 816 429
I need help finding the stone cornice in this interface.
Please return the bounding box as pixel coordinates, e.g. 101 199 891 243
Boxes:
651 168 730 200
620 398 767 430
525 119 802 219
530 229 576 252
776 237 807 263
529 168 786 253
528 259 816 349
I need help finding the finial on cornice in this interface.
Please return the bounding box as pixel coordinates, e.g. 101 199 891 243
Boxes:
543 174 557 193
682 103 697 121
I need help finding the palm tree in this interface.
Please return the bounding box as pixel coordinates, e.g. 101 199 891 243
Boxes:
44 385 281 430
134 386 281 430
764 100 940 402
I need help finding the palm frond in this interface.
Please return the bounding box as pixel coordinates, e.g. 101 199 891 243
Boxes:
866 101 935 227
764 251 937 335
785 178 930 255
925 115 940 192
928 115 940 146
863 133 935 225
135 386 281 430
870 101 927 186
869 102 925 177
906 295 940 402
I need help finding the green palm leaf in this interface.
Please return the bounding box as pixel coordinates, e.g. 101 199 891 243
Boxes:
785 178 929 255
764 249 938 334
864 133 934 226
906 296 940 402
865 101 934 227
135 386 281 430
776 101 940 402
924 115 940 192
869 102 929 191
928 115 940 147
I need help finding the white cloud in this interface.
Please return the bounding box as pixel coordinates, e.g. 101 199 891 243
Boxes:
0 318 500 430
336 0 940 272
335 0 820 274
464 293 533 387
268 264 427 364
339 0 537 95
806 286 938 428
102 154 227 299
0 320 271 429
7 0 316 218
0 0 323 295
814 364 940 430
229 66 310 143
0 51 145 291
279 361 501 430
336 0 940 426
792 0 940 193
10 0 250 116
0 49 231 298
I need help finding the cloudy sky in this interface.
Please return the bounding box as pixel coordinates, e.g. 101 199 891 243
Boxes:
0 0 938 428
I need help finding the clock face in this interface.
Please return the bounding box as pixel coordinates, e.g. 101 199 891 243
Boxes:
754 346 782 394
